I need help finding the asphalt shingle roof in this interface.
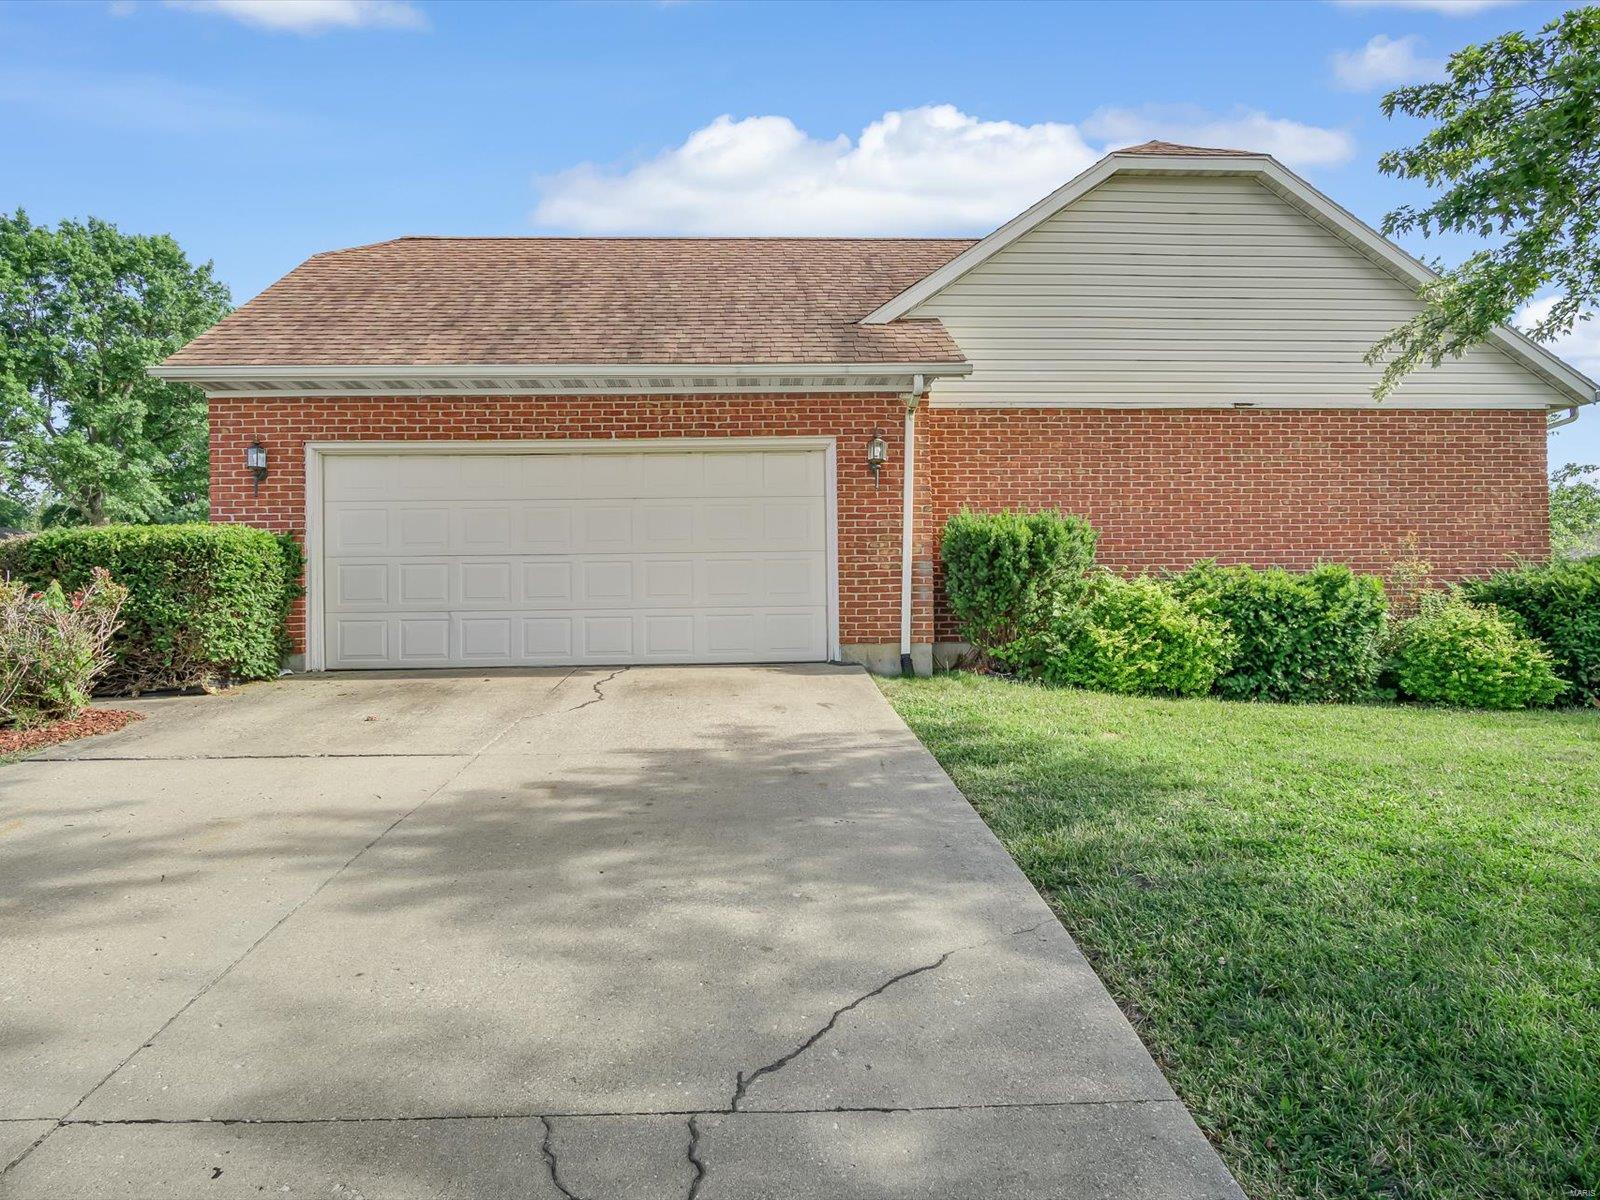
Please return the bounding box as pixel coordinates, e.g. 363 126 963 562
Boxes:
167 237 976 368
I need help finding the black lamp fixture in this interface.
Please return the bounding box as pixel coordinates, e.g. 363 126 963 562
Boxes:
866 429 888 483
246 440 268 492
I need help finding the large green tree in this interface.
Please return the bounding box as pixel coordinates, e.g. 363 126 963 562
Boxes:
1367 6 1600 398
0 211 230 525
1551 461 1600 558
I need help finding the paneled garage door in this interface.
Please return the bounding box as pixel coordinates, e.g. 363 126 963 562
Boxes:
318 446 832 669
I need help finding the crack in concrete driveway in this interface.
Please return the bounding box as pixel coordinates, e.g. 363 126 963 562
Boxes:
0 665 1242 1199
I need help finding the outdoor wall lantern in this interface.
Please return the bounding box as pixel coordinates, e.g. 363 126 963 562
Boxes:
866 429 888 482
246 440 269 492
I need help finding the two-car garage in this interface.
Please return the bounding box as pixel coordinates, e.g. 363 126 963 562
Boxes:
310 442 835 670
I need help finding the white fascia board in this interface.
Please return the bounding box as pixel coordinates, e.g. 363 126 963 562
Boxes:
148 361 972 382
865 152 1597 408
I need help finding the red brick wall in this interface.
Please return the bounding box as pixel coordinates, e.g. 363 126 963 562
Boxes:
922 407 1549 641
210 393 912 653
212 397 1548 657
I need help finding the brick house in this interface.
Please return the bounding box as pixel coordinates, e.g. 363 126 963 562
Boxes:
155 142 1595 675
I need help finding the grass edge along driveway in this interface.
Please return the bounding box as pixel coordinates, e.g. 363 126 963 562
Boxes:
881 673 1599 1200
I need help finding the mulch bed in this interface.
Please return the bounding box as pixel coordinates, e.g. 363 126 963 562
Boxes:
0 708 144 756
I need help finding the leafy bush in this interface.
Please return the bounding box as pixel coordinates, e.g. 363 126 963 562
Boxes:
0 524 301 693
1462 557 1600 706
1035 573 1234 697
1390 594 1564 709
0 567 127 727
1171 561 1388 702
941 508 1097 665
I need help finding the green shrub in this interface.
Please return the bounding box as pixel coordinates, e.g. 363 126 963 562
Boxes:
1390 594 1564 709
0 524 302 694
1035 573 1234 697
1462 558 1600 706
0 567 128 727
1171 561 1387 702
941 508 1097 665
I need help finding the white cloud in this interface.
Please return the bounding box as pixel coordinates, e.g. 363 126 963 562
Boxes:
164 0 427 33
1331 34 1445 90
1083 105 1356 167
535 106 1100 236
1519 295 1600 380
533 104 1352 236
1331 0 1518 14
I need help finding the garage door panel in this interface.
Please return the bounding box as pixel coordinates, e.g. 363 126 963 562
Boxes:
523 505 575 553
521 616 575 659
518 453 580 497
581 615 635 657
330 616 392 665
578 560 634 605
398 616 451 663
459 561 514 605
641 559 694 604
762 451 825 496
334 562 390 606
578 506 634 552
642 613 695 656
397 506 450 552
325 455 396 502
763 500 821 547
639 504 695 548
321 448 830 668
455 506 516 553
764 611 824 653
330 507 390 555
641 453 704 496
579 453 644 497
399 562 451 606
522 561 574 606
704 453 760 495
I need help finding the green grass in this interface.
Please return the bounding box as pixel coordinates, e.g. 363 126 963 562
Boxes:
881 673 1600 1200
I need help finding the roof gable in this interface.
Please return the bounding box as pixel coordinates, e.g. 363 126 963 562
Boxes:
863 148 1595 407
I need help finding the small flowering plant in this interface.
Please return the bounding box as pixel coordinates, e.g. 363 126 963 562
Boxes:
0 567 128 729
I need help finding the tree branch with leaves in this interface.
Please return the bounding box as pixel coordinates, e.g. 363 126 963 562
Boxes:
1367 6 1600 398
0 211 231 526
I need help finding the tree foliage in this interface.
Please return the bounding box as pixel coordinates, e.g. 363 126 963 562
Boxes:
0 210 230 525
1549 462 1600 558
1366 7 1600 398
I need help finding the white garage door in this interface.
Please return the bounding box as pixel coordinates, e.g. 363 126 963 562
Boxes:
318 446 831 669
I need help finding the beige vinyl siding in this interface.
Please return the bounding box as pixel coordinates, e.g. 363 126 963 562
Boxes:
911 173 1567 408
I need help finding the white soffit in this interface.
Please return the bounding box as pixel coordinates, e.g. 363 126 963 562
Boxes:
148 361 973 398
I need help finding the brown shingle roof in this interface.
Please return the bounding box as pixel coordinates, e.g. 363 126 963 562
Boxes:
1111 140 1265 157
167 237 975 368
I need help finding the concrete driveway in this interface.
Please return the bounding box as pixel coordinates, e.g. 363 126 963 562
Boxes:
0 665 1240 1199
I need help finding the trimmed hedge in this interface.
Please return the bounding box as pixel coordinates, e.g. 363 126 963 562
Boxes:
941 508 1097 666
1462 558 1600 706
1170 561 1388 703
1391 594 1565 710
0 524 302 694
1037 573 1234 697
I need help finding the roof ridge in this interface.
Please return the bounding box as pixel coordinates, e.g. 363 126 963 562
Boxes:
1110 139 1265 157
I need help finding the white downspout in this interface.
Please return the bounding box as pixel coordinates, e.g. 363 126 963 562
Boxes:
899 373 925 677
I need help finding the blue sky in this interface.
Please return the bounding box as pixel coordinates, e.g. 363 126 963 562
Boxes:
3 0 1595 464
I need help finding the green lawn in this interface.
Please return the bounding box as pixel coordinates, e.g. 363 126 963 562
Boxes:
881 673 1599 1200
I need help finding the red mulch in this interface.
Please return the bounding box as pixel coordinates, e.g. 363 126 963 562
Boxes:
0 708 144 756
